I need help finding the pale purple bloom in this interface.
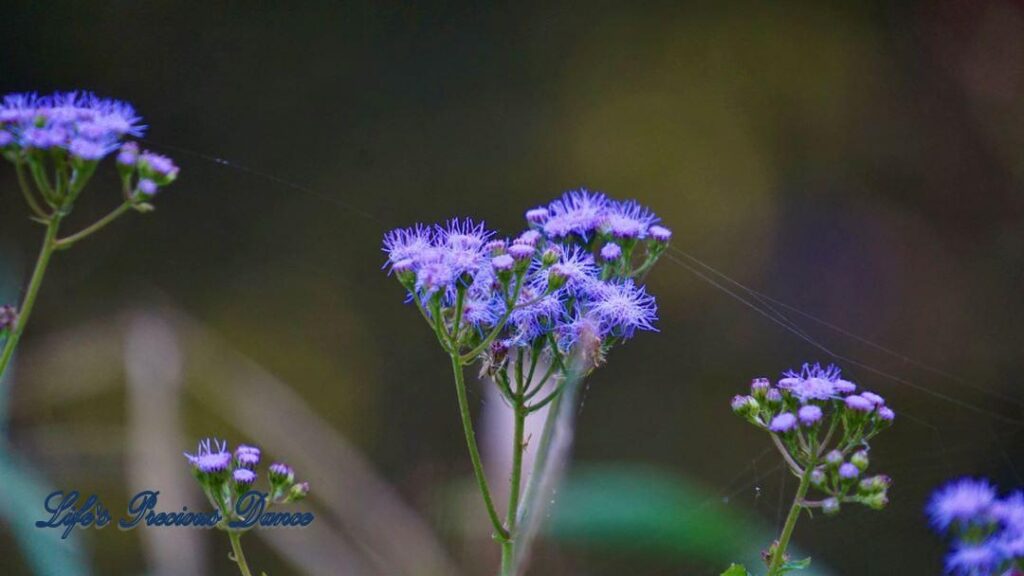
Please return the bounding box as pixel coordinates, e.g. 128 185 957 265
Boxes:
861 391 885 406
845 395 874 412
945 544 999 576
235 445 261 468
839 462 859 479
731 394 754 412
750 378 770 396
586 280 658 339
542 189 609 240
765 388 782 403
778 362 846 403
769 413 797 433
602 199 658 239
460 295 501 328
116 142 139 166
525 207 549 224
184 438 231 473
600 243 622 261
514 229 541 246
233 468 257 486
268 463 294 483
138 179 158 196
993 492 1024 534
928 478 998 531
545 248 598 292
416 261 454 294
139 151 178 178
509 243 534 260
648 225 672 242
877 406 895 421
383 225 434 266
491 254 514 272
798 404 822 426
484 239 507 255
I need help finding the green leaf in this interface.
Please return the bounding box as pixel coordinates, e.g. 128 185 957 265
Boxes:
721 563 753 576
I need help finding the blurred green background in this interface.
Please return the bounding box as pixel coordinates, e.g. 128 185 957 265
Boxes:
1 1 1022 574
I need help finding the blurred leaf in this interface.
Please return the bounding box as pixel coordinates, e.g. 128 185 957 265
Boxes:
0 447 90 575
722 564 753 576
782 557 812 573
546 464 831 574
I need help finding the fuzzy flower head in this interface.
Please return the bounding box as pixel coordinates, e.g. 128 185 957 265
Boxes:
928 478 998 531
778 363 852 403
602 199 659 239
584 280 658 340
233 468 257 486
541 189 609 240
184 438 231 474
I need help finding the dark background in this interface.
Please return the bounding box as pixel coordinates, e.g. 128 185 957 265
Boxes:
1 1 1022 574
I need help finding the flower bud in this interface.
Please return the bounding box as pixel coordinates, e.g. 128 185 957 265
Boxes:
765 388 783 404
484 240 507 256
798 405 823 427
233 468 257 488
541 246 561 267
600 243 622 261
822 497 840 516
546 265 568 292
858 475 891 494
508 243 534 261
525 207 549 225
851 450 870 471
731 395 759 418
769 413 797 433
839 462 860 481
825 450 843 468
749 378 770 399
648 225 672 243
268 463 295 486
860 492 889 510
285 481 310 503
810 467 827 488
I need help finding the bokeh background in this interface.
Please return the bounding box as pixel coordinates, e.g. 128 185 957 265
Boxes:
1 1 1023 574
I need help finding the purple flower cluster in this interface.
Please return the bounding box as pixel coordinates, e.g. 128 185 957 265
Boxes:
185 438 309 508
731 363 895 515
929 478 1024 575
1 91 178 202
0 92 143 161
383 190 670 357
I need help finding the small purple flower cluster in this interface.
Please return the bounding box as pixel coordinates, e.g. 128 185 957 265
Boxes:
185 438 309 512
0 91 177 201
928 478 1024 575
732 363 895 515
383 190 669 363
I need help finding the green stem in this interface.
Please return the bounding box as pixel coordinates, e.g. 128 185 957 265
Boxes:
54 201 133 250
14 163 49 219
227 531 254 576
0 216 62 383
501 403 526 576
766 463 814 576
450 354 509 541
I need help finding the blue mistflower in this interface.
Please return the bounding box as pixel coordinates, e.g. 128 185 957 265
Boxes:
233 468 257 486
769 412 798 433
778 362 852 402
184 438 232 474
600 243 622 261
541 189 609 240
928 478 998 531
602 199 659 239
383 225 434 267
945 543 999 576
0 91 144 160
586 280 658 339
